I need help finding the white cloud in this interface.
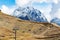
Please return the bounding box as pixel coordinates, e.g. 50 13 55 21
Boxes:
32 0 59 4
15 0 31 7
54 8 60 18
1 5 17 16
53 0 59 4
50 1 60 19
1 5 9 14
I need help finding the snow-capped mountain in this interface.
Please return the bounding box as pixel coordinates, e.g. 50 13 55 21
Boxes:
13 7 48 22
51 18 60 25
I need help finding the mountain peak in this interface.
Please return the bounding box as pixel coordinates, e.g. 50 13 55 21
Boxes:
13 7 48 22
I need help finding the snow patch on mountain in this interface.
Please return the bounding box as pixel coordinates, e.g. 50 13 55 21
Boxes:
13 7 48 22
51 18 60 25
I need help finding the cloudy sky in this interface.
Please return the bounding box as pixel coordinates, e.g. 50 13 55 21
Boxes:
0 0 60 22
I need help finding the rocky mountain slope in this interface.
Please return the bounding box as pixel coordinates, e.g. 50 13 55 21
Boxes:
13 7 48 22
51 18 60 26
0 11 60 40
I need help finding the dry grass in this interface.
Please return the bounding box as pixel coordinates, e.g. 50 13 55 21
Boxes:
0 11 60 40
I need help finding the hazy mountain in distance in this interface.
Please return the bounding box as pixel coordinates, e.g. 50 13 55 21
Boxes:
51 18 60 25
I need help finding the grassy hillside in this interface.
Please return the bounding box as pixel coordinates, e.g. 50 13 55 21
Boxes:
0 11 60 40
